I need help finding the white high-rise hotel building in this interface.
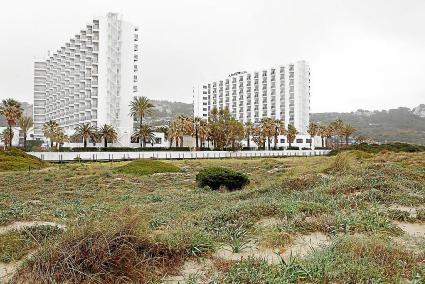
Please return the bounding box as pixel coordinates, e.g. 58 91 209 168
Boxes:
33 13 141 146
194 61 310 134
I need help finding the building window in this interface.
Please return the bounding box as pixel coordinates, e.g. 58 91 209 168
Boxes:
133 86 138 92
280 138 285 143
296 139 303 143
306 139 312 143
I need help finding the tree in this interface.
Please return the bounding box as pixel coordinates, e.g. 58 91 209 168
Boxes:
0 99 23 147
129 96 155 128
273 119 285 150
193 117 203 149
18 116 33 150
307 122 319 149
171 114 193 147
317 125 327 148
330 119 345 147
98 124 118 148
341 124 357 145
74 123 97 148
260 118 275 150
1 128 13 149
287 124 298 148
53 128 68 150
227 120 244 150
252 126 266 149
43 120 60 148
244 122 254 149
132 125 155 147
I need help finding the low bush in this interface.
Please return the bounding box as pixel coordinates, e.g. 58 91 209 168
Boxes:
196 167 250 191
113 159 180 176
0 148 47 171
287 146 300 150
326 152 354 173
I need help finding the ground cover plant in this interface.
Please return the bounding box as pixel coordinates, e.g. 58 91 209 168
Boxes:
112 159 180 176
1 150 425 282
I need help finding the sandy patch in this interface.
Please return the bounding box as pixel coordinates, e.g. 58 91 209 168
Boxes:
0 221 65 235
256 217 282 228
281 232 330 259
394 221 425 237
0 261 20 283
163 259 214 283
213 232 330 265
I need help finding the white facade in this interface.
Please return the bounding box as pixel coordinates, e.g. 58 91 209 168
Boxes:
33 13 141 146
194 61 310 134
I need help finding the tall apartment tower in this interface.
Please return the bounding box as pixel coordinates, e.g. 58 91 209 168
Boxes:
194 61 310 134
33 13 141 146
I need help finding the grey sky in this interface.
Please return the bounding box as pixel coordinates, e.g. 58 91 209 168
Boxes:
0 0 424 112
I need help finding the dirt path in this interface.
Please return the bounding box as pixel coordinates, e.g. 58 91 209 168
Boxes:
0 221 65 235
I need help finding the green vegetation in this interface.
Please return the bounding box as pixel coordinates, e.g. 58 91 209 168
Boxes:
0 148 47 171
330 142 425 155
196 167 250 191
113 159 180 176
0 151 425 282
0 225 63 263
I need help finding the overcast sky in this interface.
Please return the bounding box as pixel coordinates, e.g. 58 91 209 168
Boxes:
0 0 424 112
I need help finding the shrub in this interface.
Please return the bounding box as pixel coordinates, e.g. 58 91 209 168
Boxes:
196 167 250 191
113 160 180 176
326 152 354 173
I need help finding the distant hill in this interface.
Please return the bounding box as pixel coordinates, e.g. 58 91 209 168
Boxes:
311 106 425 145
145 100 193 126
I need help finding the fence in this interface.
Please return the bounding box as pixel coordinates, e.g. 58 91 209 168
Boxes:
29 150 331 162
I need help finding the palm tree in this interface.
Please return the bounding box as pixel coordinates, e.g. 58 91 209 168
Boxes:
330 119 345 147
286 124 298 148
273 119 285 150
252 126 266 149
228 119 244 150
98 124 118 148
260 118 275 150
244 122 254 149
0 99 23 147
317 125 327 148
132 125 155 147
43 120 60 148
193 117 202 149
1 128 13 149
74 123 97 148
307 122 319 149
53 129 68 150
198 120 209 148
341 124 357 145
129 96 155 128
18 116 33 150
173 114 193 147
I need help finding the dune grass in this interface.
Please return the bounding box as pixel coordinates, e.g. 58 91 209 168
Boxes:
0 152 424 282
